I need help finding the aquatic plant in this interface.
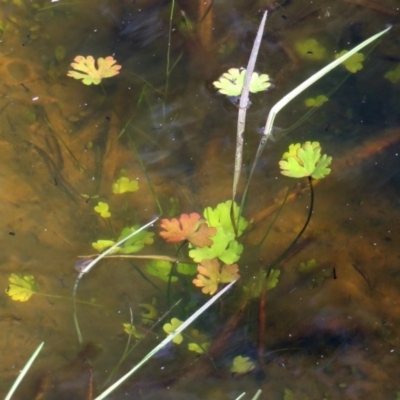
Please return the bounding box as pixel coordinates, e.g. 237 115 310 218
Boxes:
335 50 364 73
304 94 329 107
94 201 111 218
6 273 38 302
193 258 239 295
230 355 256 374
213 67 271 96
159 212 216 246
67 55 121 85
384 64 400 83
294 38 326 60
279 141 332 179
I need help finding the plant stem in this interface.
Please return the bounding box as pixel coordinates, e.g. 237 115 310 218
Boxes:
257 183 292 248
265 176 314 273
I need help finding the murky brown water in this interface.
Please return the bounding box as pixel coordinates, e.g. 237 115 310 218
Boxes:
0 0 400 399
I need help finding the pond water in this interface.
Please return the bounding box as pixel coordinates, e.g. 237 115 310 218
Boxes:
1 0 400 399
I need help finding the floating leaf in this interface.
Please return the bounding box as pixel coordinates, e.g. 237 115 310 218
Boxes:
112 177 139 194
187 329 209 354
230 355 255 374
188 342 210 354
94 201 111 218
192 258 240 295
189 227 243 265
159 213 216 247
139 299 158 325
67 55 121 85
117 226 154 254
204 200 248 237
384 64 400 84
146 260 178 282
335 50 364 73
163 318 184 344
295 38 326 60
304 94 328 107
6 274 38 302
92 226 154 254
213 68 271 96
123 323 143 339
279 141 332 179
92 239 116 252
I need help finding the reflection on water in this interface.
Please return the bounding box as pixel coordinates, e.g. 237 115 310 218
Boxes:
0 0 400 399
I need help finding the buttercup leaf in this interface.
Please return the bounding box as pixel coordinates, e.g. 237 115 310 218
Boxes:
335 50 364 73
230 355 256 374
189 227 243 264
146 260 178 282
112 177 139 194
7 274 38 302
159 213 216 247
188 342 210 354
67 55 121 85
279 141 332 179
94 201 111 218
204 200 248 237
295 38 326 60
213 68 271 96
163 318 184 344
117 226 154 254
384 64 400 84
176 262 198 275
304 95 328 107
192 258 240 295
123 323 143 339
92 239 116 252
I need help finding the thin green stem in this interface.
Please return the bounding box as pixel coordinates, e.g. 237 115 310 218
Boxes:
265 176 314 273
127 133 163 216
165 0 175 100
257 183 292 248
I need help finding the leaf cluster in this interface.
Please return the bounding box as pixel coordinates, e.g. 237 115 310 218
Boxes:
192 258 240 295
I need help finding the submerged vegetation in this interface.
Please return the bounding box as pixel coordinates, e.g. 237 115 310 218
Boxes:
2 1 396 398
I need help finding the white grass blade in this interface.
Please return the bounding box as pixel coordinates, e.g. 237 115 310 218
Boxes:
262 26 391 140
234 393 246 400
73 216 159 344
94 280 236 400
79 216 159 276
250 389 262 400
233 11 268 200
5 342 44 400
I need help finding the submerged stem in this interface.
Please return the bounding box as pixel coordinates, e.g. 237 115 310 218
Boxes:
265 176 314 273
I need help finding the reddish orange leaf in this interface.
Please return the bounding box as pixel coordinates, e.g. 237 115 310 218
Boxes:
159 213 216 247
193 259 240 295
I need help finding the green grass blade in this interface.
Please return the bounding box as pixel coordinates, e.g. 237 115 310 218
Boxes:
5 342 44 400
262 26 391 140
94 280 236 400
241 26 391 207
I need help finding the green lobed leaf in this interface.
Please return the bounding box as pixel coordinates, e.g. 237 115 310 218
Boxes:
146 260 178 283
279 141 332 179
203 200 248 237
189 227 243 265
